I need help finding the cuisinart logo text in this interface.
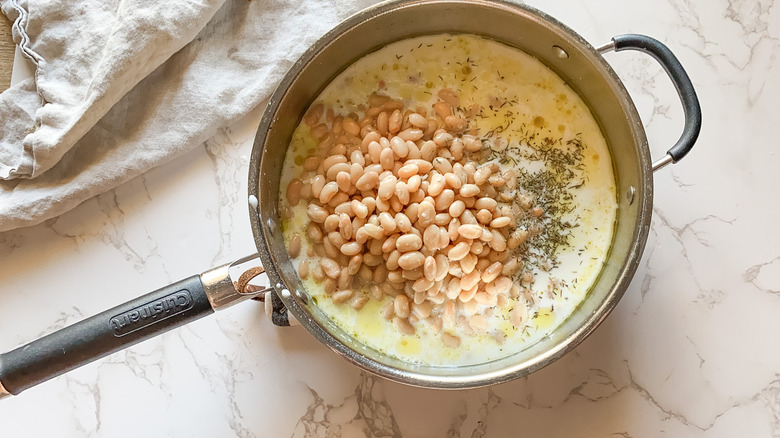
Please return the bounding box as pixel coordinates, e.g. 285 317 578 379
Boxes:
110 290 193 336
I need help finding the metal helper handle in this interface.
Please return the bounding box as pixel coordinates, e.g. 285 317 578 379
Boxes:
0 255 270 399
597 34 702 171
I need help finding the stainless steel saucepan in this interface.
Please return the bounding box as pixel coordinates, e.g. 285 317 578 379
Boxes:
0 0 701 399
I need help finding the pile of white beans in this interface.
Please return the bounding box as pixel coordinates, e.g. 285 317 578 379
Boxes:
283 90 539 347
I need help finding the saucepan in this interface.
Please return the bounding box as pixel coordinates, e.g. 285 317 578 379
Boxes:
0 0 701 398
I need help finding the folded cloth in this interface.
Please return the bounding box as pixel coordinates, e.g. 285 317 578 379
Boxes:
0 0 376 231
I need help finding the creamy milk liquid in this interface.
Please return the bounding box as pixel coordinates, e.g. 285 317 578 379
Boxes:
279 35 617 365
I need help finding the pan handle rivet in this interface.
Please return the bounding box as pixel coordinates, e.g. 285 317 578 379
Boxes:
552 45 569 59
626 186 636 205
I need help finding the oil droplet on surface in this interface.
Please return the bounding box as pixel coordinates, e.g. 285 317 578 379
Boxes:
534 307 555 329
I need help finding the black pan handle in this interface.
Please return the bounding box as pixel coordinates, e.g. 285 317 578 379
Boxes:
603 34 702 170
0 276 214 396
0 255 269 398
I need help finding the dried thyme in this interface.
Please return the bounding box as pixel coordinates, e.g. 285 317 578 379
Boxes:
485 124 587 269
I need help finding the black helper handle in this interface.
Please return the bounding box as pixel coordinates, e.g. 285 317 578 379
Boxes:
0 276 214 395
611 34 702 166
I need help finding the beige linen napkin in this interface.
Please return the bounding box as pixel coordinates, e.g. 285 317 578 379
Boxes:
0 0 376 231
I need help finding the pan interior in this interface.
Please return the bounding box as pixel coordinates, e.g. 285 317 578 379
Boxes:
249 0 651 388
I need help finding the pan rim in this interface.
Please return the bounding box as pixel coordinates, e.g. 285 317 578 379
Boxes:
247 0 652 388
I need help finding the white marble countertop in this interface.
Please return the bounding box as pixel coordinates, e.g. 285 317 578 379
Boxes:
1 0 778 436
